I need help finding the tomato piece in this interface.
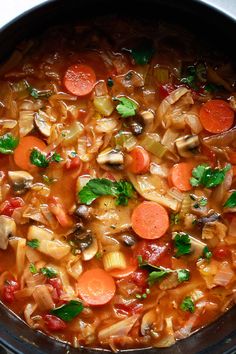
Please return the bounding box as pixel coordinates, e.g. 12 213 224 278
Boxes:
131 269 149 288
159 83 175 99
213 245 231 260
65 156 81 170
201 145 216 167
48 278 63 303
115 302 143 316
44 314 67 331
135 240 172 268
2 280 20 303
0 197 24 217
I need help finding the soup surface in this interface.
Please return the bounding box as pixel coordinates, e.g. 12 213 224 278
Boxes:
0 17 236 351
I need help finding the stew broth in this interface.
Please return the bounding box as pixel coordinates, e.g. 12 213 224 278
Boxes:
0 17 236 351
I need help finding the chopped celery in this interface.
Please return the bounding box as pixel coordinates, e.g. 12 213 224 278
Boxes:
141 134 167 158
114 131 137 151
93 95 114 116
154 67 169 84
103 251 127 271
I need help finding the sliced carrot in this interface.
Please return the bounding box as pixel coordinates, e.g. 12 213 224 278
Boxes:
14 136 46 171
63 64 96 96
169 162 194 192
128 146 150 174
199 99 234 134
109 256 137 279
131 201 169 239
77 268 116 306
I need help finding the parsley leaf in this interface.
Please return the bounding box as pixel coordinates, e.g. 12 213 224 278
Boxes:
148 270 169 286
41 267 57 278
190 164 231 188
114 97 138 118
0 134 19 154
224 191 236 208
202 246 212 260
30 149 49 168
50 153 63 163
30 149 63 168
181 63 207 89
51 300 84 322
27 239 40 249
174 233 191 257
79 178 133 206
29 263 38 274
180 296 195 313
131 39 154 65
138 258 190 286
177 269 190 282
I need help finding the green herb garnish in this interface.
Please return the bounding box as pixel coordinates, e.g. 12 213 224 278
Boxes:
41 267 57 278
27 239 40 249
29 263 38 274
190 164 231 188
138 258 190 286
79 178 133 206
113 97 138 118
0 134 19 154
202 246 212 260
51 300 84 322
174 233 191 257
180 296 195 313
30 149 63 168
224 191 236 208
42 175 56 185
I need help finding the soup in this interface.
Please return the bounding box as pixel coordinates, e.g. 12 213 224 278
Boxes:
0 17 236 351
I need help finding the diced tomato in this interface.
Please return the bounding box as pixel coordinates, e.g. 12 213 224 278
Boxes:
159 83 175 99
65 156 81 170
2 280 20 303
47 278 63 303
0 197 24 217
213 245 231 260
201 145 216 167
44 314 67 331
103 172 116 181
131 269 149 288
48 196 73 228
135 240 172 268
115 302 143 316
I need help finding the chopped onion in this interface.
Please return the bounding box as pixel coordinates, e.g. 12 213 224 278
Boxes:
96 118 117 133
214 261 234 287
33 285 54 311
98 315 139 341
0 119 17 129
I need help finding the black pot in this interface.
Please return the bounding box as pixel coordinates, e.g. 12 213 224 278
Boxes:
0 1 235 353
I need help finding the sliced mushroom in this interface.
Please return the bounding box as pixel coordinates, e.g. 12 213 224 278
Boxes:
175 135 199 158
0 215 16 250
119 233 137 247
96 148 124 169
197 212 221 227
128 115 144 136
140 110 155 132
75 204 92 220
69 224 93 253
82 237 98 261
34 110 52 137
8 171 33 195
141 309 156 335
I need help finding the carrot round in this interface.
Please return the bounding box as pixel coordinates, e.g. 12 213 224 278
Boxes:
199 99 234 133
63 64 96 96
109 256 137 279
14 136 46 171
131 201 169 239
128 146 150 174
77 268 116 306
169 162 194 192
